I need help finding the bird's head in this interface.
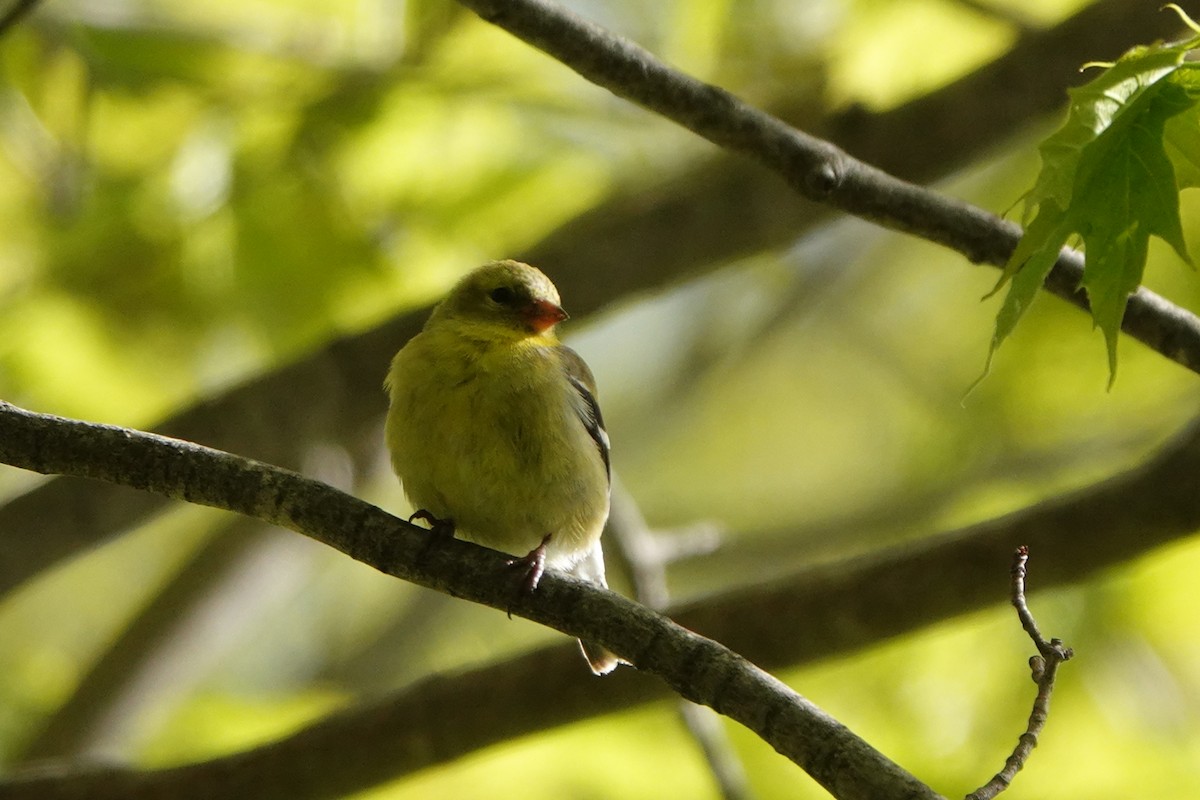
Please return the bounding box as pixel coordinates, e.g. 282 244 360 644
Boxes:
431 260 568 339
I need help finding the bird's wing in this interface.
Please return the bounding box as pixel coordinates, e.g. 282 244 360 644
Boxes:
557 345 611 481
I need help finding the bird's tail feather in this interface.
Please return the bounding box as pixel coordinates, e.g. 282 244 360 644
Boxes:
579 639 622 675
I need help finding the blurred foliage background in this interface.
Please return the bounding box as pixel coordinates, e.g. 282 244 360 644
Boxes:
1 0 1199 797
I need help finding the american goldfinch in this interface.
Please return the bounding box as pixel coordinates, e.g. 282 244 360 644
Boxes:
385 260 620 675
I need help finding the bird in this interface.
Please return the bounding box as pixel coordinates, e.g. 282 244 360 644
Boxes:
385 259 621 675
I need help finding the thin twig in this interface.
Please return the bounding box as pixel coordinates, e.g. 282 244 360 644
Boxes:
607 483 752 800
677 702 756 800
607 477 721 608
1010 545 1073 663
965 547 1074 800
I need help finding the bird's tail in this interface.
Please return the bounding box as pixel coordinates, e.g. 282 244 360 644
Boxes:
571 541 627 676
579 639 622 675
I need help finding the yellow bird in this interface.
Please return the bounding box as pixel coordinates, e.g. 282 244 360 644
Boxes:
385 260 620 675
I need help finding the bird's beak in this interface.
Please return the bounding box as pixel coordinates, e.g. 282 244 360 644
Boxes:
524 299 569 334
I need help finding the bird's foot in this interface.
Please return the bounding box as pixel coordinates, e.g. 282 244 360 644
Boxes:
505 533 552 618
408 509 456 537
408 510 456 564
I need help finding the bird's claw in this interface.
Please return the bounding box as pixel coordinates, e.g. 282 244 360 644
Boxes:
505 533 552 618
409 510 456 564
408 509 456 537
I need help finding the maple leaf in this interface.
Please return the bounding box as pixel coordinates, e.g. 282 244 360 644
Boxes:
985 17 1200 384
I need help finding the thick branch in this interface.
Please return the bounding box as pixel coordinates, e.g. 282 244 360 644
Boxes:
0 4 1190 796
463 0 1200 374
14 411 1200 798
0 401 940 800
5 404 1200 798
0 318 416 598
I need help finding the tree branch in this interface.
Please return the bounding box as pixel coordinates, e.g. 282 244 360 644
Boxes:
0 400 941 800
965 547 1074 800
535 0 1181 316
18 410 1199 798
0 318 413 598
462 0 1200 375
608 482 752 800
5 403 1200 798
0 4 1189 796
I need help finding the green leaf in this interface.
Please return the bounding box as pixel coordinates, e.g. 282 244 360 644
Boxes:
1022 46 1183 220
1073 74 1197 380
1163 66 1200 189
986 31 1200 383
1163 110 1200 189
1079 225 1148 382
989 206 1073 343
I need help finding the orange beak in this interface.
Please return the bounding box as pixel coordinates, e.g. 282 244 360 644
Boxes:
523 299 568 334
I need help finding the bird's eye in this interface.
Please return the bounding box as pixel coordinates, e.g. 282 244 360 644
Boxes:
489 286 517 305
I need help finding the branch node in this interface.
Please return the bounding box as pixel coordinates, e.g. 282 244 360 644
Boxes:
803 159 842 199
1027 655 1045 683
